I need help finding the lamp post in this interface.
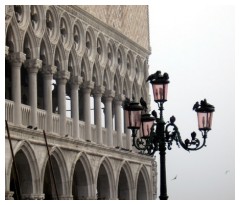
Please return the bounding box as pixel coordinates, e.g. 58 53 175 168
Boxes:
123 70 215 200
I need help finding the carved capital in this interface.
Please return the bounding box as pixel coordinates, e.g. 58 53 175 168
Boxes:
8 52 26 66
25 59 42 73
92 85 105 96
71 76 82 85
55 70 70 84
42 65 57 76
103 89 115 100
114 94 125 103
82 80 94 91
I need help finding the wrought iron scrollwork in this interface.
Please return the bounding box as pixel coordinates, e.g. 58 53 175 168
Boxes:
165 116 207 151
131 128 157 156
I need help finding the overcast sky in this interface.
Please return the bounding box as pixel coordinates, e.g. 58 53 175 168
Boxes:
148 0 236 200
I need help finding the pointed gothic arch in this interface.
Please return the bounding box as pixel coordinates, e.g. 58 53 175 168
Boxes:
113 69 121 95
132 79 140 101
54 42 67 71
96 156 116 199
81 52 91 82
23 29 38 59
6 140 41 199
68 49 80 77
70 152 95 199
40 34 53 66
6 23 21 53
116 161 134 200
103 67 112 90
135 165 152 200
92 63 102 87
41 146 69 199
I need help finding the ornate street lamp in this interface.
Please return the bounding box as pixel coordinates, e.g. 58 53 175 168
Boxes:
123 70 215 200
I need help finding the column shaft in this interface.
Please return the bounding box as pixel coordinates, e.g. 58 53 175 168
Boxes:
9 52 26 126
104 97 113 147
11 63 22 125
94 93 102 144
124 111 132 150
83 88 91 141
25 59 42 128
58 81 67 137
115 100 123 148
43 72 54 132
56 70 70 137
28 71 38 127
71 76 82 139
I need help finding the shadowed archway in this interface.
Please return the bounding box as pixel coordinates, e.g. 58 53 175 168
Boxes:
43 156 63 200
10 150 33 199
72 159 88 199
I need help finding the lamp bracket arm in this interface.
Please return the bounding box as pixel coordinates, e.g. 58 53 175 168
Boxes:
165 116 207 151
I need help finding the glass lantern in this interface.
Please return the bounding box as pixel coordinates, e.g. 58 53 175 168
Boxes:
152 83 168 102
124 101 143 129
195 99 215 131
140 114 156 138
148 71 169 103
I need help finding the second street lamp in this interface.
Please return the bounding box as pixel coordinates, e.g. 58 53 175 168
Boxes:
123 70 215 200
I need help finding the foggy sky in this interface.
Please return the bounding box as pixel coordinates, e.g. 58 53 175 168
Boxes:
148 1 235 200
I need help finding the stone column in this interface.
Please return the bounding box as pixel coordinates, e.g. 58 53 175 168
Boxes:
25 59 42 128
82 81 94 142
114 94 124 148
42 65 57 132
56 70 70 137
70 76 82 139
9 52 26 126
103 90 115 147
92 85 105 145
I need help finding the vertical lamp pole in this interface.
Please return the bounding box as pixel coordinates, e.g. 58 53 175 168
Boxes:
123 70 215 200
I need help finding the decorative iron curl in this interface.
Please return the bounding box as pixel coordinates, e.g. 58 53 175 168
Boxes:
131 129 157 156
165 116 207 151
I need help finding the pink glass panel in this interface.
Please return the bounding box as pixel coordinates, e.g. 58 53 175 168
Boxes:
141 120 154 137
197 112 213 130
152 84 168 101
125 110 141 129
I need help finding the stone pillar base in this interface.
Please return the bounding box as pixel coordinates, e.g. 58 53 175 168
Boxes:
5 191 14 200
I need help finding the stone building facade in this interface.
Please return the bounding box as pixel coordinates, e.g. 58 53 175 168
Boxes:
5 5 157 200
